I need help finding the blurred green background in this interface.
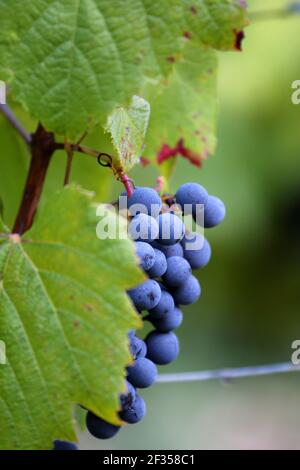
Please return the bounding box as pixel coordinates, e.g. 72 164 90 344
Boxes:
1 0 300 450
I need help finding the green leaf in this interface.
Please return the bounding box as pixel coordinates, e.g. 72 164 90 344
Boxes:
106 95 150 172
144 42 218 172
0 185 143 450
0 0 247 138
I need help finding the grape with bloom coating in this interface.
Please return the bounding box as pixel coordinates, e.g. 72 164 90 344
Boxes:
125 187 162 217
135 241 155 271
130 335 147 359
181 233 211 269
148 307 183 333
146 331 179 365
53 440 78 450
128 280 161 311
148 248 167 278
120 394 146 424
176 182 208 216
120 380 136 410
172 275 201 305
86 412 120 439
204 195 226 228
148 290 175 319
127 357 157 388
157 213 185 246
128 214 159 242
163 256 191 287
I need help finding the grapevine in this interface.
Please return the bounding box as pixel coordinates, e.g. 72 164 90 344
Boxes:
0 0 299 453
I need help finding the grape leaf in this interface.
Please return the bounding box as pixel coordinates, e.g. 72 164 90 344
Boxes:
105 95 150 172
144 42 218 175
0 0 247 138
0 185 143 450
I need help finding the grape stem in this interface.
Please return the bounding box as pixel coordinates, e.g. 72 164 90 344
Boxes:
116 171 134 197
156 362 300 384
155 176 166 194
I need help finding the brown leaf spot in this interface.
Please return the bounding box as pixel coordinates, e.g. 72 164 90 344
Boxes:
183 31 191 39
167 55 176 63
73 320 80 328
84 303 93 312
190 5 197 14
234 30 245 51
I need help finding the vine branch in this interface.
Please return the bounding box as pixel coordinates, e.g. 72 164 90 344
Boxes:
0 104 107 161
13 123 58 234
156 362 300 384
0 103 31 146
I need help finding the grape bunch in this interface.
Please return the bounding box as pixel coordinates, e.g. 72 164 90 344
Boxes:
84 182 226 440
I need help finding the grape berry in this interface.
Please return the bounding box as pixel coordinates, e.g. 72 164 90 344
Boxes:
53 440 79 451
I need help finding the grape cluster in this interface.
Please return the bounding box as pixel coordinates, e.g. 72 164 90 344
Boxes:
84 182 225 440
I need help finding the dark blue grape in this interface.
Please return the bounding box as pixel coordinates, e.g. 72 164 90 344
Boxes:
127 357 157 388
149 307 183 333
120 394 146 424
146 331 179 365
172 275 201 305
128 214 159 242
163 256 191 287
128 280 161 311
147 248 167 278
176 182 208 215
204 195 226 228
86 412 120 439
120 380 136 411
148 290 175 319
130 335 147 359
152 240 184 258
53 440 78 450
181 233 211 269
135 241 155 271
156 213 185 246
123 187 162 218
